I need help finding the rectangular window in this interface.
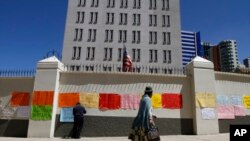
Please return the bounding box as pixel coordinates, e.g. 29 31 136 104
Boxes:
124 13 127 25
154 15 157 26
81 12 85 23
163 32 166 45
94 12 98 24
163 50 167 63
93 29 96 42
109 48 113 60
154 0 157 9
123 30 127 42
106 13 110 24
132 31 136 43
167 32 171 45
149 15 152 26
104 48 108 60
111 13 114 24
77 47 81 60
91 47 95 60
149 31 153 44
162 0 169 10
154 32 157 44
154 50 157 62
95 0 99 7
132 49 136 61
119 13 122 25
110 30 113 42
78 0 86 7
79 29 83 41
105 30 108 42
137 31 140 44
88 29 91 41
149 0 152 9
137 49 140 62
74 28 78 41
119 30 122 42
138 14 141 25
86 47 90 60
168 50 172 64
89 12 93 24
118 48 122 61
149 49 153 62
76 12 80 23
133 14 136 25
72 46 77 60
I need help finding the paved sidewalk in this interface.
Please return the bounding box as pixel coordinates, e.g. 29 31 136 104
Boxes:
0 134 229 141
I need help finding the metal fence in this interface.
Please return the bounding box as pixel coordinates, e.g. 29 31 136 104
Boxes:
0 69 36 77
63 64 187 76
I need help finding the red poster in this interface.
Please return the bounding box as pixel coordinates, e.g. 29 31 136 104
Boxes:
162 93 182 109
11 92 30 106
32 91 54 106
99 93 121 110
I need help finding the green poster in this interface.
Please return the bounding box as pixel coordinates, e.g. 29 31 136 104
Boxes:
31 105 52 120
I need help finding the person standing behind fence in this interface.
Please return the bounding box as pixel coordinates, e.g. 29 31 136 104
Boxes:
129 86 159 141
72 102 87 139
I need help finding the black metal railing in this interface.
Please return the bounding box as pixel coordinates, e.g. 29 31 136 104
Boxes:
0 69 36 77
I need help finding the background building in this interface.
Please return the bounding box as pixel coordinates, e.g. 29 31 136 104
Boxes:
181 31 202 66
62 0 182 73
202 40 239 72
243 57 250 68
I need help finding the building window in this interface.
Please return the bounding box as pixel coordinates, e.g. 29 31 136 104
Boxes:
132 30 140 44
76 11 85 24
149 31 157 44
106 13 114 24
86 47 95 60
89 12 98 24
105 29 113 42
87 29 97 42
167 32 171 45
162 15 170 27
104 47 113 61
120 0 128 8
118 48 122 61
118 30 127 43
74 28 83 41
133 0 141 9
162 0 169 10
119 13 127 25
72 46 81 60
149 15 157 26
107 0 115 8
149 49 157 62
78 0 86 7
133 14 141 26
132 48 141 62
149 0 157 10
91 0 99 7
163 50 171 63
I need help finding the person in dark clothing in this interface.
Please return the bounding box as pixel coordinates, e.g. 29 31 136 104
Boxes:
72 102 87 139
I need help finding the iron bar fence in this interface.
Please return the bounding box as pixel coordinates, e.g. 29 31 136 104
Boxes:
63 63 188 76
0 69 36 78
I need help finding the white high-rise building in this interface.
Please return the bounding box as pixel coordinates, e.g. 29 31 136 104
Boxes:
62 0 182 73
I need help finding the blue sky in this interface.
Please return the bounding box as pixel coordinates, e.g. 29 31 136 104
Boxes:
0 0 249 69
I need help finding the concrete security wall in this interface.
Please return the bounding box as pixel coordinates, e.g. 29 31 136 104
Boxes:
55 72 193 136
215 72 250 133
1 58 250 137
0 77 34 137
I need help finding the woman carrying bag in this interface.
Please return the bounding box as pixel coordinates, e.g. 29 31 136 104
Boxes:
129 86 160 141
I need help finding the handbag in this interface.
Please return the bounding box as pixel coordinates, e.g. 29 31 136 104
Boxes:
147 126 160 141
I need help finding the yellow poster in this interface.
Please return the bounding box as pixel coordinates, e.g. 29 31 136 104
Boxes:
196 92 216 108
151 93 162 108
243 95 250 109
80 92 99 108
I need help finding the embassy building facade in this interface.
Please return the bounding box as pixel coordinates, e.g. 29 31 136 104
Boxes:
62 0 182 73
